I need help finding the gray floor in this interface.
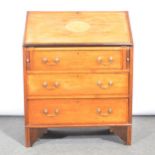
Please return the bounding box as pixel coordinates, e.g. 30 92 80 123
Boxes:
0 116 154 155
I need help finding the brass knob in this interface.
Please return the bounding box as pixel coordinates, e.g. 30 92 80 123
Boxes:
108 108 112 113
42 81 48 88
43 108 48 114
53 81 60 88
26 58 30 63
97 80 102 86
53 57 60 64
97 56 103 64
55 108 59 114
126 57 130 62
108 80 113 86
96 108 101 113
109 56 113 63
42 57 48 63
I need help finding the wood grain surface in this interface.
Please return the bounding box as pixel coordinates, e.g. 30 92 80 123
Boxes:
27 73 128 96
28 99 128 125
23 11 133 146
29 47 124 70
24 11 132 46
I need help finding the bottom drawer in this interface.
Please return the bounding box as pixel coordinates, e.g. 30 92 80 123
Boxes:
27 99 128 125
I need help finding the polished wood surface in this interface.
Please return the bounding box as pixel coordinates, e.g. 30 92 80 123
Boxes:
27 73 128 96
28 99 128 125
110 126 131 145
23 11 133 146
30 47 124 71
24 11 132 46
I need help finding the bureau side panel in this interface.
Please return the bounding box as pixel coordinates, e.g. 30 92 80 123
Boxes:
23 47 31 125
129 47 133 123
23 47 27 125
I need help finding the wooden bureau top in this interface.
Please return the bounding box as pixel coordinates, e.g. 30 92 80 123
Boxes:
24 11 133 47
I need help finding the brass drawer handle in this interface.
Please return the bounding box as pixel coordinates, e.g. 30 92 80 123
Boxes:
53 57 60 64
96 56 113 65
42 57 60 66
97 80 113 89
42 81 60 90
42 108 59 117
96 107 112 116
42 57 48 63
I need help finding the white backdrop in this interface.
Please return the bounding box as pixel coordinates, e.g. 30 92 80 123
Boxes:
0 0 155 115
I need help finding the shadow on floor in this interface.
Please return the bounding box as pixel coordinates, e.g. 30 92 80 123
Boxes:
1 116 154 146
0 116 123 146
41 128 123 144
41 128 111 139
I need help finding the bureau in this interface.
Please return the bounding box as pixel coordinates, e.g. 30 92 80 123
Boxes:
23 11 133 147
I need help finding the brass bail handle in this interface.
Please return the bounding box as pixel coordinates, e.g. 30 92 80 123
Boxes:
96 56 113 65
96 107 113 116
42 81 60 89
96 80 113 89
53 57 60 64
43 108 60 117
42 57 60 65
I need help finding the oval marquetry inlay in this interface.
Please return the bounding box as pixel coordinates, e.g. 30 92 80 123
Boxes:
65 21 90 33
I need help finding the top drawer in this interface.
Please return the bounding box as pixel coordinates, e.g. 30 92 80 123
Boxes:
29 47 126 71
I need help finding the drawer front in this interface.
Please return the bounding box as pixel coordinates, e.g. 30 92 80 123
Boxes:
28 99 128 125
27 73 128 96
30 48 124 71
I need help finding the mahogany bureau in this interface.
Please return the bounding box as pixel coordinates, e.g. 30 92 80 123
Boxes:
23 11 133 147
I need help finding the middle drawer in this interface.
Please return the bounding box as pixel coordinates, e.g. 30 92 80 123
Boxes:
27 73 128 97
